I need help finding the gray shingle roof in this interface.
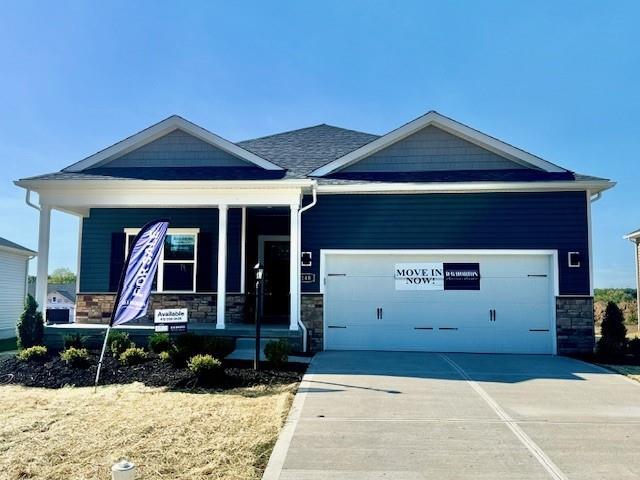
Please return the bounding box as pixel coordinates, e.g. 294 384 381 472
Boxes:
17 123 610 185
0 237 36 255
237 124 379 179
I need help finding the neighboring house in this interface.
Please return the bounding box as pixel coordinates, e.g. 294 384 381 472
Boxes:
0 237 36 339
15 111 614 355
623 229 640 327
28 282 77 324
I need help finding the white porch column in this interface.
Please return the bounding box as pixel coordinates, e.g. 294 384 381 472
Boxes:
36 205 51 318
216 204 228 329
289 205 300 330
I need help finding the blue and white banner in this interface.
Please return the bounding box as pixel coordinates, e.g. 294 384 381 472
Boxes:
111 220 169 326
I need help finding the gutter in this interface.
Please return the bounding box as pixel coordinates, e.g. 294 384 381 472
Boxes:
296 182 318 352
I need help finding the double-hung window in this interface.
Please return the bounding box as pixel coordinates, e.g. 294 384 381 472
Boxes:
124 228 199 292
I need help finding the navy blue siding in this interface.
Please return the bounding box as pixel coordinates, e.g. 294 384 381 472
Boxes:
80 208 242 292
301 192 590 295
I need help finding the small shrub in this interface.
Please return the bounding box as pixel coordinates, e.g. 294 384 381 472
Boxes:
119 347 148 365
63 333 86 350
188 354 224 385
148 332 172 353
204 337 235 359
108 331 134 357
264 339 291 368
169 333 205 367
16 295 44 349
597 302 627 360
628 338 640 358
60 347 90 368
17 345 47 362
159 350 171 362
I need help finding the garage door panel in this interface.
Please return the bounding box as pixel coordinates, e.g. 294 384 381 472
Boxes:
325 252 555 354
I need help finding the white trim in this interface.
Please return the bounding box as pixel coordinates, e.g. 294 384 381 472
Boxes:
623 229 640 240
310 111 567 176
36 205 51 318
124 227 200 293
217 205 228 329
316 180 615 195
586 191 594 295
0 244 37 257
63 115 283 172
240 207 247 294
320 248 560 355
16 181 308 216
290 206 300 331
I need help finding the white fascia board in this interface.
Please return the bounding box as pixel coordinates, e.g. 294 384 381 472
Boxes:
0 245 37 257
15 179 312 209
63 115 283 172
623 229 640 241
316 180 615 195
310 111 566 176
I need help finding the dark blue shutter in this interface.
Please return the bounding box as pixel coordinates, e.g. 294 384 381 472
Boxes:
196 232 213 292
109 232 126 292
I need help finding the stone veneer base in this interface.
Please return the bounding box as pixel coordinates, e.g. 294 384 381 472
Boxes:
75 293 246 325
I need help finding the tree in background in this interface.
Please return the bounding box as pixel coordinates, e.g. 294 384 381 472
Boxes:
16 295 44 349
597 301 627 360
48 267 76 284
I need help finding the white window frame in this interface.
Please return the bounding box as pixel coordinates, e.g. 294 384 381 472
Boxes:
124 227 200 293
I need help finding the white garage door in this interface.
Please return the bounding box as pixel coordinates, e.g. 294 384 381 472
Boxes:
324 252 556 354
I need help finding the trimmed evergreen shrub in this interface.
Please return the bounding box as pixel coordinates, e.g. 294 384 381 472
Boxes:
597 301 627 360
159 350 171 362
16 295 44 349
148 332 172 353
628 337 640 358
17 345 48 362
204 337 235 359
188 354 224 385
60 347 90 368
108 331 134 357
119 347 148 365
264 339 291 368
63 333 86 350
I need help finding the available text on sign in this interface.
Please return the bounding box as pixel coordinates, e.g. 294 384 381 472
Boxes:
395 263 480 291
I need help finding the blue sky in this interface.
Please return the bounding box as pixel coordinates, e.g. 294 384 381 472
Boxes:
0 1 638 287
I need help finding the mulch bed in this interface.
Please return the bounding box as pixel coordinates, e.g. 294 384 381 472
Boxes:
0 353 306 390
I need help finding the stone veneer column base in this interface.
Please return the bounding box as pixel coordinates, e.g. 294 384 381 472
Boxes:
301 294 324 352
75 293 247 325
556 296 595 356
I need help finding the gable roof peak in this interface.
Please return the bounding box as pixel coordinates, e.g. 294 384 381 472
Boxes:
62 115 284 172
310 110 567 176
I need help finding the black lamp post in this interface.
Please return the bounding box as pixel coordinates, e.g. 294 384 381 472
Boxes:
254 263 264 371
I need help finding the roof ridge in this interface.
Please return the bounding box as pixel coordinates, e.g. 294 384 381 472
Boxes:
237 123 378 144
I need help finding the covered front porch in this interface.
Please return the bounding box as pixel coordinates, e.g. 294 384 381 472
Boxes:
28 179 315 348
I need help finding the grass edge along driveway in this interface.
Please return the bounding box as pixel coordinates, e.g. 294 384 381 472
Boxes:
0 382 297 480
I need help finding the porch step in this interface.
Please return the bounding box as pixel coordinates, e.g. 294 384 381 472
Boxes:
235 337 280 351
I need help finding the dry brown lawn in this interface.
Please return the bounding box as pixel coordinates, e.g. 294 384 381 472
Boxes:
0 382 297 480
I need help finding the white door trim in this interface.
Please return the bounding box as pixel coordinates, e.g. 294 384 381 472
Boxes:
320 249 559 355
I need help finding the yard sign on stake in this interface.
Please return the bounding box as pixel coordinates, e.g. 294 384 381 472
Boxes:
94 219 169 390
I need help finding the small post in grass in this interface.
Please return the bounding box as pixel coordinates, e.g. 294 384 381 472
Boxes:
254 263 264 371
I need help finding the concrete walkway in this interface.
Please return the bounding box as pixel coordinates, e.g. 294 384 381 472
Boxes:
264 351 640 480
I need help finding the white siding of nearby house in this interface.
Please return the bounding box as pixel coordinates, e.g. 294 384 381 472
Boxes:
0 250 29 339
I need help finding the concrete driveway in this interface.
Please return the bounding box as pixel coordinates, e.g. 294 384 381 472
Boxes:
264 351 640 480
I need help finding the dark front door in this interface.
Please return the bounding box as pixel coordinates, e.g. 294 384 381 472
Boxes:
263 240 290 322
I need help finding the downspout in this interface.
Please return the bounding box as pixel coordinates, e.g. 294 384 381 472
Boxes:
297 182 318 352
25 189 40 211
